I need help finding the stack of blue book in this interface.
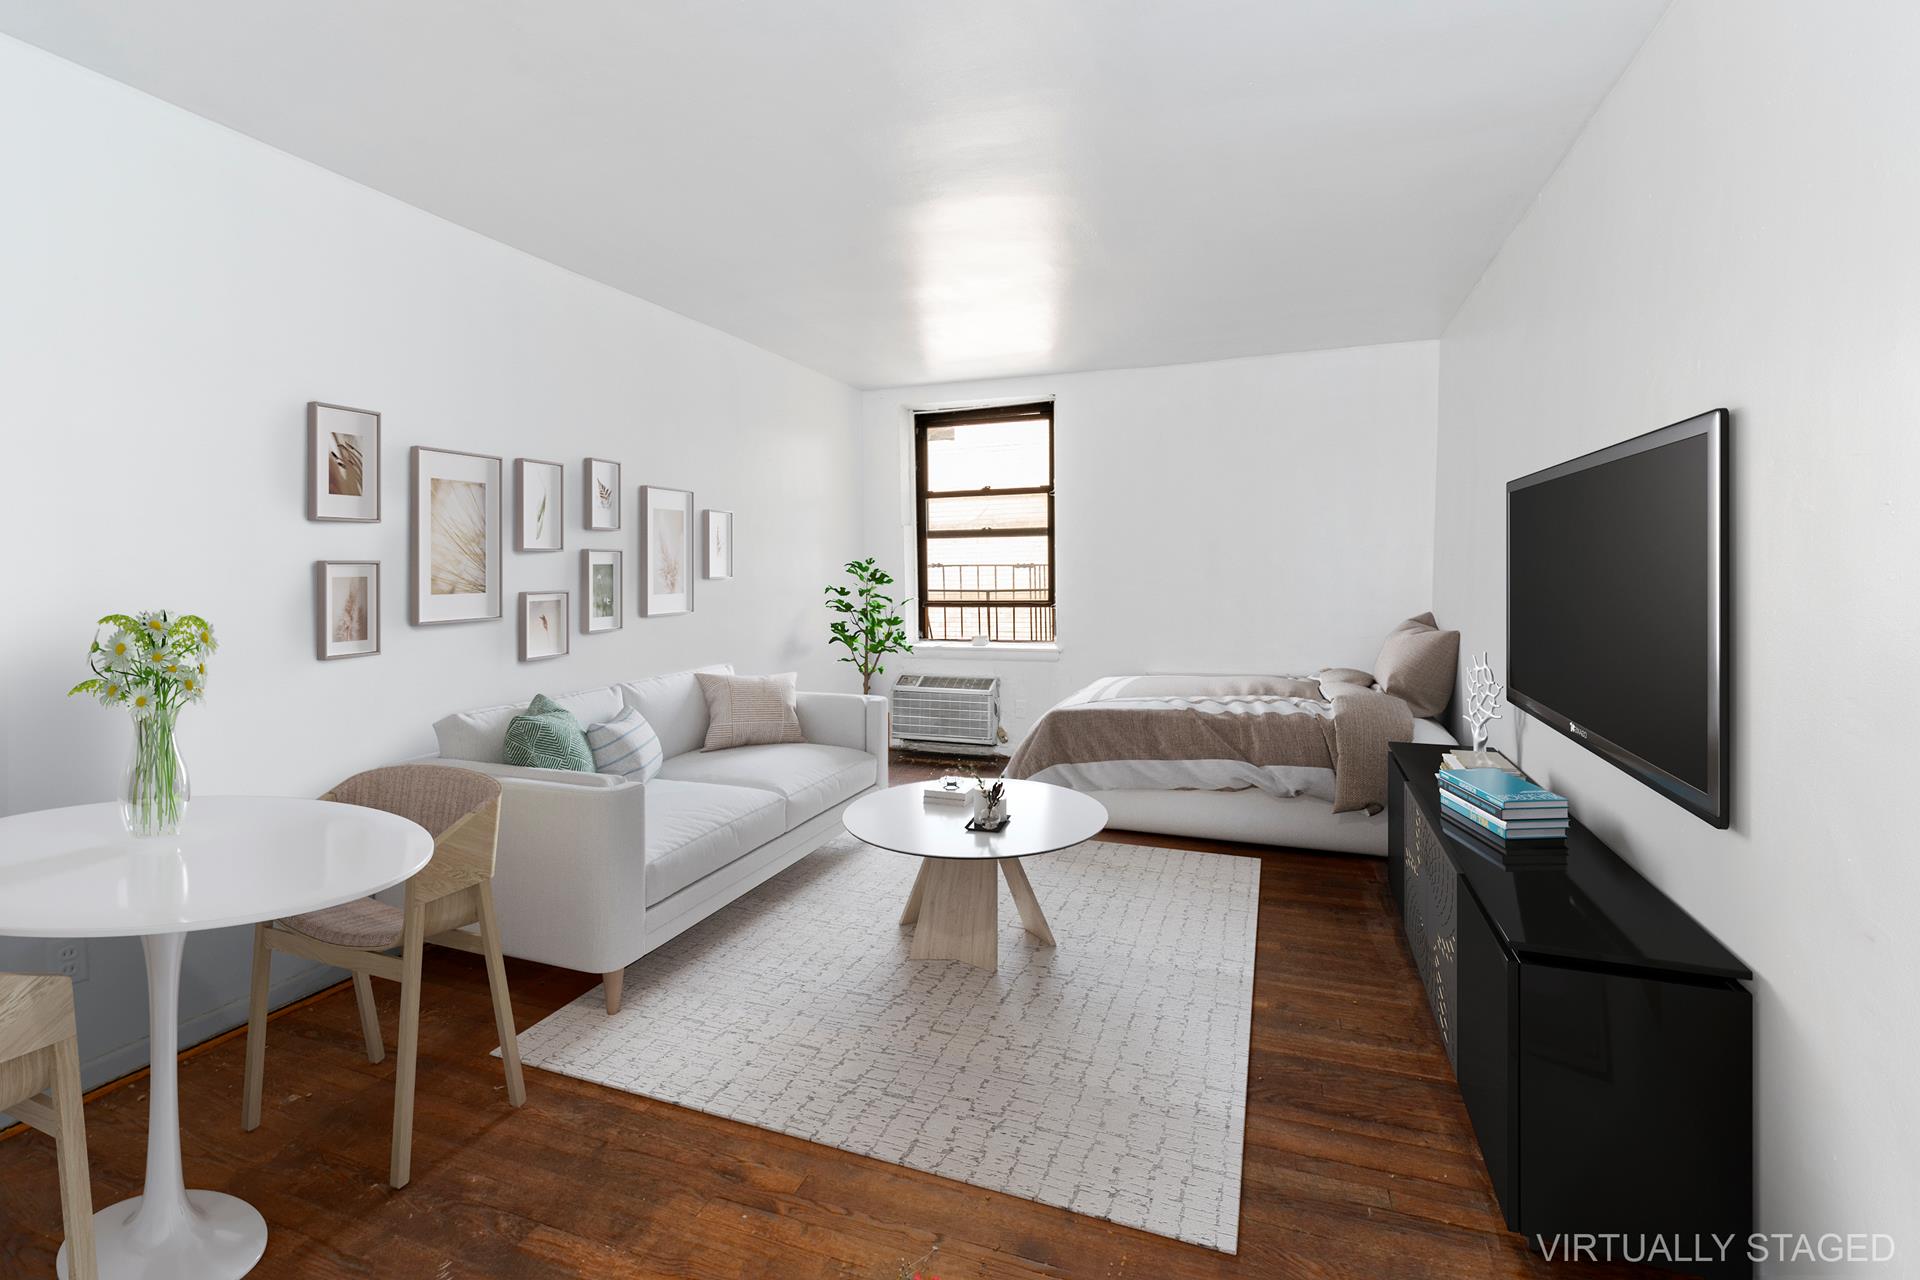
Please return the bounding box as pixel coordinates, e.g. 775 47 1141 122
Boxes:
1436 768 1569 849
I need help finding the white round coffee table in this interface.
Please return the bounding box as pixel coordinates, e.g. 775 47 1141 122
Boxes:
844 778 1107 972
0 796 433 1280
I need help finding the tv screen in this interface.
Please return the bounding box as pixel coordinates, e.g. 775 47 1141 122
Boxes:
1507 409 1728 827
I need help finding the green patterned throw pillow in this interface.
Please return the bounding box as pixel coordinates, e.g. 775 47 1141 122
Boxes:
502 694 594 772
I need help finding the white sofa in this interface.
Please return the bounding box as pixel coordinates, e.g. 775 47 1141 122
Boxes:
425 664 887 1012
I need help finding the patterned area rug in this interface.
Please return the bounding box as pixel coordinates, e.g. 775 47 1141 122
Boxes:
511 834 1260 1252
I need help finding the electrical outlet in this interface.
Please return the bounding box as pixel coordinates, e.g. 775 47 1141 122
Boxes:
46 940 87 983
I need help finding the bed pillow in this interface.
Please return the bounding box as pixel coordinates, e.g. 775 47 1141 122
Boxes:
696 671 805 751
1372 613 1459 718
1318 667 1376 689
586 706 664 781
502 694 595 772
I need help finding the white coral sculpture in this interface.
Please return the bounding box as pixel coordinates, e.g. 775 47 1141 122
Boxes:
1466 651 1504 751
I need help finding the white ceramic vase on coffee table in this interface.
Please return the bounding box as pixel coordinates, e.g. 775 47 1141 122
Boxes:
843 778 1107 972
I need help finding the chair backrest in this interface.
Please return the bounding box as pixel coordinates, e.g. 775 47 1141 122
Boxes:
0 973 75 1067
322 765 503 901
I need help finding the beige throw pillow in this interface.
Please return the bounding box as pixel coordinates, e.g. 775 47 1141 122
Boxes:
1372 612 1460 718
697 671 805 751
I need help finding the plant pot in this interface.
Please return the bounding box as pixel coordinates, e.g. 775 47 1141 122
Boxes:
122 707 190 837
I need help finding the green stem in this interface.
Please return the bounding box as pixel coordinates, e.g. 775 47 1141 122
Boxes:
129 709 186 835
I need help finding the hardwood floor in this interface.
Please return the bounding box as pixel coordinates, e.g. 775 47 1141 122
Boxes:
0 755 1661 1279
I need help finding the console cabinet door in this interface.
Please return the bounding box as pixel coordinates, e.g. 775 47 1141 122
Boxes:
1457 877 1518 1229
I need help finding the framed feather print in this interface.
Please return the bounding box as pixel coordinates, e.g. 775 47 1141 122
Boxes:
410 446 503 625
515 458 564 552
585 458 622 531
639 485 694 616
308 402 380 522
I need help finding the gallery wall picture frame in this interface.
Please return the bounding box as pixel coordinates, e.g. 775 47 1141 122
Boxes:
519 590 570 661
411 446 503 625
581 548 624 633
315 560 381 660
515 458 565 552
702 509 735 580
639 485 695 617
308 402 381 522
585 458 622 531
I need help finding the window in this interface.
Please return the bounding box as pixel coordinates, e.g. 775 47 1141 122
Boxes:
914 401 1055 642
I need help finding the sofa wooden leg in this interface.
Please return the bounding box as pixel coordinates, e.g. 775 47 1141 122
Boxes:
603 969 625 1016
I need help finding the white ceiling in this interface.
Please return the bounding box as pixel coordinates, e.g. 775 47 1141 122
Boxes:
1 1 1666 388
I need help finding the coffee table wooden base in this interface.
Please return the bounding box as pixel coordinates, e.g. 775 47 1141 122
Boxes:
899 858 1056 972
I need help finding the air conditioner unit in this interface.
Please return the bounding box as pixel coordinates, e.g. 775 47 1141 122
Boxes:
890 674 1002 754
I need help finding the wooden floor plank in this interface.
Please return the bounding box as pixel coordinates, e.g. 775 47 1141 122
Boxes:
0 754 1681 1278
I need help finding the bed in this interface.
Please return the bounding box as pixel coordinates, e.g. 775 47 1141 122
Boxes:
1004 670 1457 857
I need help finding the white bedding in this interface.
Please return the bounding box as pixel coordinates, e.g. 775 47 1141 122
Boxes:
1018 674 1456 855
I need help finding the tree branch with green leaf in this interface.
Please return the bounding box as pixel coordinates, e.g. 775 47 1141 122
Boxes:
826 558 913 695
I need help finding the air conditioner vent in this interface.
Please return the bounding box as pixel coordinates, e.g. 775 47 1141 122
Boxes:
896 675 996 691
891 674 1001 749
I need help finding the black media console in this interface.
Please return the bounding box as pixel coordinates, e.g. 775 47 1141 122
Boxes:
1387 743 1753 1277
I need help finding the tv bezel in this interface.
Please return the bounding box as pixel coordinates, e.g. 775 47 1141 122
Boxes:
1506 408 1729 829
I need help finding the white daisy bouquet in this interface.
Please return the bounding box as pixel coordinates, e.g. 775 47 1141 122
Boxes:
69 610 217 836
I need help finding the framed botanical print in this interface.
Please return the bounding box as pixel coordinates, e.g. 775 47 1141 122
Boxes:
519 591 569 661
585 458 622 531
308 402 380 522
703 509 734 580
315 560 380 659
639 485 694 616
581 548 624 633
411 446 503 625
515 458 564 552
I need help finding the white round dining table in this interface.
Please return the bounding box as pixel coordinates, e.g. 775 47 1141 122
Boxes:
0 796 434 1280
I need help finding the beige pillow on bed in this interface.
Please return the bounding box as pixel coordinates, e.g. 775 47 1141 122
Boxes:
1373 613 1459 718
696 671 805 750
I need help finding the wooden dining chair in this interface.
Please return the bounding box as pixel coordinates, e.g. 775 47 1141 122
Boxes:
240 765 526 1188
0 973 97 1279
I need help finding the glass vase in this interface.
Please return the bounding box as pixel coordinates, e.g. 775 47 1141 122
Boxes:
122 706 190 837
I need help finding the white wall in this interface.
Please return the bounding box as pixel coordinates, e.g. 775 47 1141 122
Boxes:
0 37 860 1092
858 341 1439 741
1434 2 1920 1268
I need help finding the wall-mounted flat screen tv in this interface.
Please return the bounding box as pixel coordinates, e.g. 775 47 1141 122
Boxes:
1507 409 1728 828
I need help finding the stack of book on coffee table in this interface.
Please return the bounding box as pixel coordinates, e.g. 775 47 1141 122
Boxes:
1436 763 1569 864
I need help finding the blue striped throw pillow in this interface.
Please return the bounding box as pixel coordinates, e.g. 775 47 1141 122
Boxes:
586 706 663 781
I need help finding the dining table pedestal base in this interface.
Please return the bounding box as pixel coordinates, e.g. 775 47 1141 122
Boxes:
58 930 268 1279
61 1191 268 1280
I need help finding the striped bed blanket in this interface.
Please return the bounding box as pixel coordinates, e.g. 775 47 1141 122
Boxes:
1004 673 1413 814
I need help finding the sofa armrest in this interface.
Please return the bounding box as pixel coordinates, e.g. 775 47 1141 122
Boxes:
417 757 620 788
468 771 651 974
796 691 889 787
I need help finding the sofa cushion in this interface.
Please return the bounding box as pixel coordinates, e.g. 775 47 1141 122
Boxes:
503 694 595 772
586 706 664 781
644 779 787 907
435 685 624 763
655 742 877 829
618 664 734 760
696 671 804 751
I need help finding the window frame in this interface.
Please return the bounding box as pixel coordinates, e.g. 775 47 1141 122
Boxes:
913 401 1056 642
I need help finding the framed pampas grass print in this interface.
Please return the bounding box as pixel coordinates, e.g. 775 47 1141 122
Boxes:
308 402 380 522
702 509 734 580
315 560 380 659
411 446 503 625
520 591 570 661
581 548 623 634
516 458 565 552
585 458 621 531
640 486 694 616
